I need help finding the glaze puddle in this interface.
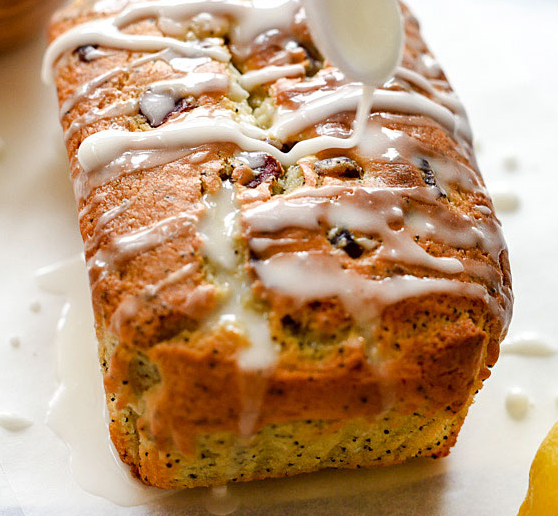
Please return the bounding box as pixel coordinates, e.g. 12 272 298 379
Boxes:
36 255 168 507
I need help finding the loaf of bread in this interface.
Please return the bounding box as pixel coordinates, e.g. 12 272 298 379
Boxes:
44 0 513 489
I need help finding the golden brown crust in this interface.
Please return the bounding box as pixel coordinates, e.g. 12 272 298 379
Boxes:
49 0 512 488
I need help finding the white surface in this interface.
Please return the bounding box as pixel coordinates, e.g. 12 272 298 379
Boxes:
1 0 558 514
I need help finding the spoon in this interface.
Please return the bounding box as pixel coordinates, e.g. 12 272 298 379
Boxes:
302 0 403 86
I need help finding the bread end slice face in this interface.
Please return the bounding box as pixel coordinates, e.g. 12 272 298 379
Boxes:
101 293 496 488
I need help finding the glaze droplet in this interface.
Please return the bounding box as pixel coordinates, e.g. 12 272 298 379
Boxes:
492 188 520 214
0 412 33 431
473 139 483 155
29 300 42 313
8 335 20 348
506 388 530 420
502 155 519 172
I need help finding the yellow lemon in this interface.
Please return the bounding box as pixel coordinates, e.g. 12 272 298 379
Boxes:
518 421 558 515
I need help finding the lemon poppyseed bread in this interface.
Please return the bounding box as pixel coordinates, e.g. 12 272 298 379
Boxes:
45 0 513 488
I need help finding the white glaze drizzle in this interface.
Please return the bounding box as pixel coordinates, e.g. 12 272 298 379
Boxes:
75 146 192 200
139 72 229 126
199 181 240 270
74 80 471 183
75 86 375 187
239 63 305 91
45 0 472 172
88 211 198 277
42 0 306 84
244 186 465 273
81 45 110 61
84 199 132 253
395 66 462 114
43 17 228 85
151 262 199 296
60 66 123 119
36 1 516 500
249 236 299 253
109 262 199 334
254 251 497 325
157 12 229 39
138 92 178 127
149 72 229 99
42 0 476 237
357 121 410 162
424 155 486 195
244 184 503 260
59 49 211 120
272 82 471 142
198 182 277 372
64 99 139 141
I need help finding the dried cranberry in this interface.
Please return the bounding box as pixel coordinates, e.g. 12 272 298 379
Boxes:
245 155 284 188
76 45 98 63
329 229 364 259
160 97 196 126
418 158 437 187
